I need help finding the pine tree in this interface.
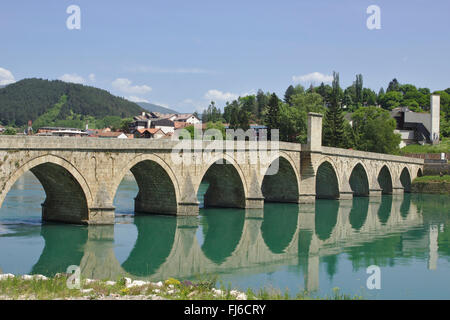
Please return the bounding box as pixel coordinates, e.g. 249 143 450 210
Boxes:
323 72 346 148
265 93 281 140
284 85 295 105
355 74 363 104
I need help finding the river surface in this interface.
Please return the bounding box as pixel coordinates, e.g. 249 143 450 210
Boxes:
0 172 449 299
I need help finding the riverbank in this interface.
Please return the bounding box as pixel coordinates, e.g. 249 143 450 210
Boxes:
0 274 359 300
412 175 450 194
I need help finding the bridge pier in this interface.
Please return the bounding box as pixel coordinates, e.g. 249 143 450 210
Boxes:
86 207 116 225
392 186 404 195
369 189 383 197
245 198 265 209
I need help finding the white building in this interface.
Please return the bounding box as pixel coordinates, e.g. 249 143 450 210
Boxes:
391 95 440 148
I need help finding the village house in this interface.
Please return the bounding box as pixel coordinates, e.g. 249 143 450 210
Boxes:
134 128 166 139
391 95 440 148
129 111 200 135
36 127 88 138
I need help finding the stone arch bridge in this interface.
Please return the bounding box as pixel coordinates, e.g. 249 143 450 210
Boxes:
0 114 423 225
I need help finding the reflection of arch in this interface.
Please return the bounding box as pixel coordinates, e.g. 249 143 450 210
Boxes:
261 203 298 253
0 155 92 224
400 167 412 193
32 225 88 276
316 161 340 199
315 200 339 241
122 216 176 276
377 165 393 195
349 197 369 231
201 208 245 264
377 195 392 225
262 156 300 203
349 163 370 197
199 156 247 209
112 154 180 215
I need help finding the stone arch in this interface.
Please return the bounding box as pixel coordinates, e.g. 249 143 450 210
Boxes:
400 167 412 193
261 154 300 203
316 160 340 199
111 154 180 215
417 168 423 177
349 162 370 197
197 155 247 209
0 155 92 224
377 165 393 195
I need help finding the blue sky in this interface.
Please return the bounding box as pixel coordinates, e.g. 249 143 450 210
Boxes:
1 0 449 113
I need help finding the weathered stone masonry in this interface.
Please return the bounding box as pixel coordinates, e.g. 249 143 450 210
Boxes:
0 114 424 225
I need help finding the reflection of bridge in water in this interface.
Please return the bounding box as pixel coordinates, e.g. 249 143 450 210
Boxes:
28 194 437 292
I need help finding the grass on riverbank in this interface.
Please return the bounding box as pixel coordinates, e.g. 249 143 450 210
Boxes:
400 138 450 154
0 275 361 300
414 175 450 182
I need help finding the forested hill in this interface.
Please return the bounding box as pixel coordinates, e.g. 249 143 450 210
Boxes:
0 78 146 128
137 102 178 114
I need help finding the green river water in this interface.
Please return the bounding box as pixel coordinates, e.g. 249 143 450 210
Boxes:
0 172 449 299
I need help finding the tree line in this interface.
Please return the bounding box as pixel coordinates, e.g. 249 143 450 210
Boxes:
201 73 450 154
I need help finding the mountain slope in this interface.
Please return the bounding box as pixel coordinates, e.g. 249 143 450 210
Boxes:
0 78 146 127
137 102 178 114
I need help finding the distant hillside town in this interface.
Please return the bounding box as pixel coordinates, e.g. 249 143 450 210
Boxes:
13 112 202 140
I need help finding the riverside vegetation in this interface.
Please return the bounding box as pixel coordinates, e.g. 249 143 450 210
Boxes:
0 274 360 300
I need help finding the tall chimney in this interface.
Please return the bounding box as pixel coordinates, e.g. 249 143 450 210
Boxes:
430 95 440 144
307 112 323 151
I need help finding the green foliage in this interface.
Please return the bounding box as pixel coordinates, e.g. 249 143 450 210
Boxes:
0 78 145 128
202 101 222 123
265 93 281 137
205 121 226 139
351 106 401 154
3 127 17 135
32 95 68 129
323 72 348 148
400 137 450 154
414 175 450 183
278 92 326 143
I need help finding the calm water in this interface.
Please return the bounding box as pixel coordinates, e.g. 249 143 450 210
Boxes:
0 172 449 299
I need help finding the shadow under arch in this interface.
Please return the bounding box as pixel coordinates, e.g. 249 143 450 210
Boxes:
349 163 370 197
199 158 246 209
377 165 393 195
261 203 299 254
131 160 178 215
121 215 177 277
261 156 299 203
400 167 412 193
349 197 369 231
417 168 423 177
31 224 88 276
314 199 339 241
0 156 91 224
316 161 340 199
200 208 245 264
377 195 393 225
